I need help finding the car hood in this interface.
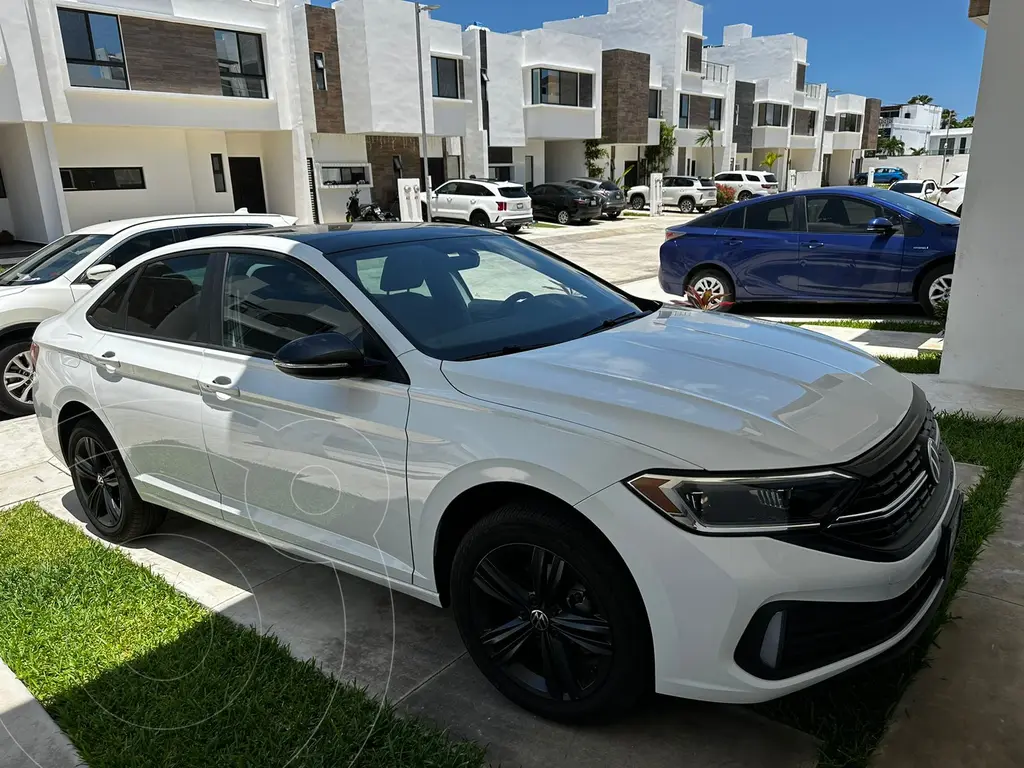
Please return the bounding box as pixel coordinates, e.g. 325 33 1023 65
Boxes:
441 308 914 472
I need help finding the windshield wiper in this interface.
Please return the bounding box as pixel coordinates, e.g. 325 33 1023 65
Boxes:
581 311 646 337
457 342 554 362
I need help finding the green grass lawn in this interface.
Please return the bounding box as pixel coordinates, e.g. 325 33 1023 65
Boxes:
880 352 942 375
758 413 1024 768
786 319 943 334
0 504 484 768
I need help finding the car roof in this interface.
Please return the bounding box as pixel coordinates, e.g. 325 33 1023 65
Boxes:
896 179 936 183
261 222 502 254
71 212 292 236
545 182 588 189
448 178 523 187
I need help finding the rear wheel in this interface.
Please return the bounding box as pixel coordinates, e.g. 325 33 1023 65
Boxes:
556 210 571 225
737 190 753 201
450 502 652 722
678 197 695 214
470 210 491 228
918 263 953 316
629 194 645 210
685 267 736 312
67 418 166 543
506 224 523 234
0 340 34 417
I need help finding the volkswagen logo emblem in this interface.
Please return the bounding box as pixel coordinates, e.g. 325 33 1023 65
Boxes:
926 438 941 485
529 609 550 632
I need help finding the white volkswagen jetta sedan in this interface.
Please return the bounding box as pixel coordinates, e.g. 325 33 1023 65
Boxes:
32 224 962 722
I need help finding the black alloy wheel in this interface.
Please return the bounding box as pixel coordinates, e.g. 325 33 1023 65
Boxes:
71 434 123 529
470 544 613 702
451 503 651 721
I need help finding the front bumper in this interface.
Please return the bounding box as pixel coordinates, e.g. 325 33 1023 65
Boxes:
574 462 962 704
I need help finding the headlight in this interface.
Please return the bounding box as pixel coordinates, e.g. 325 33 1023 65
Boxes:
625 470 858 534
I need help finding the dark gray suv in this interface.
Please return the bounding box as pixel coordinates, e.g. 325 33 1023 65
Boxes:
566 178 628 219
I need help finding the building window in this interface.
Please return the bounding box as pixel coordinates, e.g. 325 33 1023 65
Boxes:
432 56 464 99
792 109 817 136
61 167 146 192
837 112 863 133
648 89 661 119
489 167 513 182
0 167 5 199
796 63 807 92
320 165 369 187
679 94 690 128
211 154 227 193
959 137 969 154
824 115 836 132
758 103 790 128
215 29 267 98
531 69 593 107
57 9 128 90
313 51 327 91
686 36 702 74
709 98 723 130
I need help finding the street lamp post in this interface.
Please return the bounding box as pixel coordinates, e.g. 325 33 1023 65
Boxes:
414 3 441 222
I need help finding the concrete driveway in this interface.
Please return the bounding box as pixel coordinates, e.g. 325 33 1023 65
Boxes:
0 416 818 767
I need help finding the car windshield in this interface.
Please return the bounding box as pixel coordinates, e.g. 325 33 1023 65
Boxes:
891 182 924 193
500 185 529 198
332 234 647 361
0 234 111 286
870 188 962 224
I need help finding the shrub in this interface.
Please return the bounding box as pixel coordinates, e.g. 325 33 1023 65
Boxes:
932 298 949 326
716 184 736 207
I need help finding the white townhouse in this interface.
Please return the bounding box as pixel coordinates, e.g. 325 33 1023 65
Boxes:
544 0 736 185
879 102 943 153
460 25 602 188
0 0 314 241
822 93 880 186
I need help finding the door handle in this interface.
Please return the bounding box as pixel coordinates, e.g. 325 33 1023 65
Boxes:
98 351 120 370
805 241 825 249
200 376 240 398
724 238 743 246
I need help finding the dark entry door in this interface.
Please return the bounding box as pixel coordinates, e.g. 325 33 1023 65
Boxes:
228 157 267 214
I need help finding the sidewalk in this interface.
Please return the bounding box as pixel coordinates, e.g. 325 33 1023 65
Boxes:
873 469 1024 768
0 659 84 768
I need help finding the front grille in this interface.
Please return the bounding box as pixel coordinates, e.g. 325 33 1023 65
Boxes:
774 385 952 562
735 545 947 679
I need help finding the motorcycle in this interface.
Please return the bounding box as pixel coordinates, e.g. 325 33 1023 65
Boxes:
346 183 397 222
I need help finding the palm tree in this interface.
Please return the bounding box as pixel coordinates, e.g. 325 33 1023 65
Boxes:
941 109 958 129
877 137 906 158
908 95 934 105
695 126 716 176
760 151 783 173
959 115 975 128
911 147 927 156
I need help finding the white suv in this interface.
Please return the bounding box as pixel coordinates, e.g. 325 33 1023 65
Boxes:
0 212 294 416
713 171 780 201
938 173 967 216
422 179 533 233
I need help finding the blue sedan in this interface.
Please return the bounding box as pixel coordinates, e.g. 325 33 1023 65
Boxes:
660 187 960 314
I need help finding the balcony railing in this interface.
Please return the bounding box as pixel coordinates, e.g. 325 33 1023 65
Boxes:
702 60 729 84
928 148 971 156
804 82 824 99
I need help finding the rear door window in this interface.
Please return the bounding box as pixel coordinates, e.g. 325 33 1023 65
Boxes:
122 253 210 342
100 229 178 270
806 195 895 234
744 198 795 231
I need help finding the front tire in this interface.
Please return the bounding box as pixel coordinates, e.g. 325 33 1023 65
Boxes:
67 418 166 543
450 502 652 722
918 263 953 316
556 210 571 225
0 340 35 417
678 197 695 214
629 194 645 210
685 267 736 312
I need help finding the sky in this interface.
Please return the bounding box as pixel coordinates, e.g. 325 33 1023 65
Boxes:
314 0 987 116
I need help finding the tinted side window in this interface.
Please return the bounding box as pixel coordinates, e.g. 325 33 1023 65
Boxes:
101 229 178 269
222 252 361 357
723 207 746 229
744 174 761 182
87 273 134 330
806 196 885 234
123 253 209 342
463 183 493 197
692 209 728 229
435 182 457 195
744 198 795 231
718 173 742 182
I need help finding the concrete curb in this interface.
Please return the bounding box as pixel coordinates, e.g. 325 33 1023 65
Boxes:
0 659 86 768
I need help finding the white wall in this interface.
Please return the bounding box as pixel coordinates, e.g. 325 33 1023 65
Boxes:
942 0 1024 389
861 154 969 181
311 132 368 222
0 0 48 123
185 131 235 214
0 122 65 242
521 28 602 141
478 28 527 147
261 129 305 220
544 140 587 182
713 29 802 85
927 128 973 153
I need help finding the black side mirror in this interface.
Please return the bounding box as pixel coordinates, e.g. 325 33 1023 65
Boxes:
273 332 382 379
867 217 895 233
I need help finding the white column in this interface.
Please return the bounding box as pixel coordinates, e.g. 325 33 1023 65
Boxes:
941 0 1024 390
